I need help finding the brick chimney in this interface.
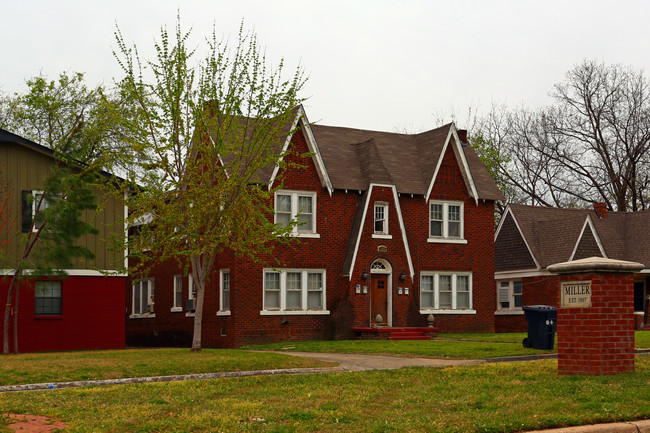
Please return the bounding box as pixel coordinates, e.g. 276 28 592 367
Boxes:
457 129 468 146
594 202 607 219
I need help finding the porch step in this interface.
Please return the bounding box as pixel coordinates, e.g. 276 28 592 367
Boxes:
353 327 438 341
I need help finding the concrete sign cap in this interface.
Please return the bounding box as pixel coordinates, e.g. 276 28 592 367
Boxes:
547 256 645 274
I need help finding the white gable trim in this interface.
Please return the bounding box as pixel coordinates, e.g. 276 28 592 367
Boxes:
424 125 479 205
569 215 608 261
347 186 372 281
391 184 415 279
268 106 334 196
347 183 415 281
496 205 541 270
494 269 553 279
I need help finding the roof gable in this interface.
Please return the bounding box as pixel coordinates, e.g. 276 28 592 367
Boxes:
494 207 539 272
571 216 607 261
311 122 505 200
341 184 414 280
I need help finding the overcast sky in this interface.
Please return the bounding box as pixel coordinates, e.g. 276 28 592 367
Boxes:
3 0 650 132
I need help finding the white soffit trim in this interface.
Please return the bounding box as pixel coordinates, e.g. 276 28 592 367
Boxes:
347 184 415 280
508 208 542 270
299 109 334 196
391 185 415 279
267 107 303 190
569 215 608 261
493 205 511 241
347 185 372 281
267 106 334 196
424 126 479 204
494 269 552 279
0 269 128 277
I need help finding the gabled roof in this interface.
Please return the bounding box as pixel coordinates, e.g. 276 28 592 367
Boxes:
500 203 650 270
202 107 505 201
310 123 505 200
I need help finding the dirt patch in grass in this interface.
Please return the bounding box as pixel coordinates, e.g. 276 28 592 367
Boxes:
6 414 66 432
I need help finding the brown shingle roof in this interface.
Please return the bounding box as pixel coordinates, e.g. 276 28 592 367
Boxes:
506 203 650 269
311 123 505 200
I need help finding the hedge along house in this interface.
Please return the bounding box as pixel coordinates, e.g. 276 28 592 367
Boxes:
0 128 127 353
126 106 505 348
494 203 650 332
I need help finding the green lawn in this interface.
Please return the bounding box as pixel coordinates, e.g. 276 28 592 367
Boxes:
3 357 650 432
246 332 551 359
0 348 332 386
247 331 650 359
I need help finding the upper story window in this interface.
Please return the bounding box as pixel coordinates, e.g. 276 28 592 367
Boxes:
131 278 154 317
31 191 53 232
498 280 523 311
219 269 231 314
420 271 473 313
262 268 328 315
428 201 465 243
275 191 317 236
171 275 183 312
374 202 388 235
35 280 62 316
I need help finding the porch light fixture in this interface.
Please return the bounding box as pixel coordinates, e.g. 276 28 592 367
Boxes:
399 271 407 281
361 271 369 280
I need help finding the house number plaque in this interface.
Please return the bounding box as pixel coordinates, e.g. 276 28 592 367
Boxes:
560 281 592 308
378 245 387 252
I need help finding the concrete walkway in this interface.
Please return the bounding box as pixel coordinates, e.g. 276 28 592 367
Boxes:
268 350 484 371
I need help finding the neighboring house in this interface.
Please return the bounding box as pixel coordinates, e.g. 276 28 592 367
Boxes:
126 107 505 348
0 129 127 353
494 203 650 332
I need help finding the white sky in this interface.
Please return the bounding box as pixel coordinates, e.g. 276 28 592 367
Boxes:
3 0 650 132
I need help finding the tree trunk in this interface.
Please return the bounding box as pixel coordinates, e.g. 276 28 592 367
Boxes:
3 272 19 355
13 280 19 354
190 259 205 352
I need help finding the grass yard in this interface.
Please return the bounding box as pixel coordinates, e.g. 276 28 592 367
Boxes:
246 332 550 359
247 331 650 359
0 348 332 386
2 357 650 432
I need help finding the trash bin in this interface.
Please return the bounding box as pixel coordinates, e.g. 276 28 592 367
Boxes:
522 305 557 350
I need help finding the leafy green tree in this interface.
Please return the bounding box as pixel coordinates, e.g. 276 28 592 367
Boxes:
0 72 132 174
113 19 306 351
2 158 99 354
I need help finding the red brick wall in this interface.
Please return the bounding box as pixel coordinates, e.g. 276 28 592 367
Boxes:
557 272 635 375
126 128 500 346
1 275 126 353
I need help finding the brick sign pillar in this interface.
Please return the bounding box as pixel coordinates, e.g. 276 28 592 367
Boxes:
547 257 644 376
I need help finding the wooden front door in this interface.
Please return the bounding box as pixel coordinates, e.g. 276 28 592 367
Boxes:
371 274 388 325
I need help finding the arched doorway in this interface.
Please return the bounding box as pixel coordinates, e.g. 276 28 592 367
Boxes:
370 259 392 326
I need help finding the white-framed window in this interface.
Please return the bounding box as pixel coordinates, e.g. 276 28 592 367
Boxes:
261 268 329 315
374 202 388 235
185 274 197 316
419 272 473 313
131 278 154 317
218 269 231 315
35 280 62 316
275 190 318 236
171 275 183 312
428 201 465 243
31 190 52 232
498 280 523 311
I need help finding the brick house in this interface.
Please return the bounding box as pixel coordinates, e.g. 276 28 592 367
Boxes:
126 107 505 348
494 203 650 332
0 129 127 353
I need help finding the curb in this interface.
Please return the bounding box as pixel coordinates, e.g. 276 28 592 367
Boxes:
0 366 343 393
529 419 650 432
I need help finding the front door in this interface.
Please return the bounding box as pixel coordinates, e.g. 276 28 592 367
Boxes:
371 274 388 325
